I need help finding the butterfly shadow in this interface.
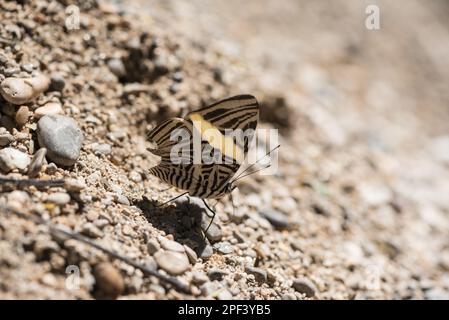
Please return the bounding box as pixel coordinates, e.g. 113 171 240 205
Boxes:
133 195 212 258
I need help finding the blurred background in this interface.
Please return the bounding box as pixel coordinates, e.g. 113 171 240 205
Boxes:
115 0 449 298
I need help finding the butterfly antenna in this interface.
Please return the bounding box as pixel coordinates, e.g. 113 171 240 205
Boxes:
231 163 272 183
231 144 280 183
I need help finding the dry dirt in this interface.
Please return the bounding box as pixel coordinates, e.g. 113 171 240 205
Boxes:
1 0 449 299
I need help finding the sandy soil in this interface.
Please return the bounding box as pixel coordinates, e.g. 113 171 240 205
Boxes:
1 0 449 299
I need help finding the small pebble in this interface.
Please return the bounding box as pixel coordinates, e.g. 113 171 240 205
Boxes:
245 266 268 283
81 223 104 238
91 143 112 156
0 77 33 104
184 245 198 264
21 63 34 73
86 211 99 222
47 192 71 205
292 278 318 297
208 268 228 281
154 251 190 275
94 219 109 229
37 114 83 166
213 241 234 255
34 102 63 119
160 238 185 253
201 220 223 243
0 147 30 172
0 131 14 147
121 225 135 236
191 272 209 285
107 58 126 78
200 281 221 297
0 74 50 104
114 193 130 205
129 171 142 182
64 177 86 192
50 73 65 92
94 262 124 299
45 162 58 175
15 106 31 126
199 243 214 260
147 239 160 255
7 190 30 212
28 147 47 177
261 209 289 229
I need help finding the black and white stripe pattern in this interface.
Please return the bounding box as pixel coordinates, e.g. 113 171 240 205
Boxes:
147 94 259 199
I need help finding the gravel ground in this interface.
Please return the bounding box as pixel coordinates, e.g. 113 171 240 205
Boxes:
1 0 449 300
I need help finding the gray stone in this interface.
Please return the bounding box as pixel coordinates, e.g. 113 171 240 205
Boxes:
0 131 14 146
199 243 214 260
213 241 234 254
292 278 318 297
21 63 34 73
114 193 130 205
0 147 30 172
50 73 65 92
91 143 112 156
37 115 83 166
154 251 190 275
201 220 223 243
191 272 208 285
245 266 268 283
160 238 185 253
261 209 289 229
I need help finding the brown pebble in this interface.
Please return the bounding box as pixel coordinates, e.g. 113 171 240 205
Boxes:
15 106 31 126
94 262 124 299
0 77 34 104
0 74 50 105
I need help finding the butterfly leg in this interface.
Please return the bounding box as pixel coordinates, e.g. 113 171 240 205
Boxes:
155 192 189 207
202 199 216 235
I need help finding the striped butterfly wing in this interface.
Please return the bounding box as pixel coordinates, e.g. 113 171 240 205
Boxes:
186 94 259 154
147 95 259 199
147 118 195 190
185 95 259 198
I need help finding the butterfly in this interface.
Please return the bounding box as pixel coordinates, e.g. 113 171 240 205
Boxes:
147 94 277 230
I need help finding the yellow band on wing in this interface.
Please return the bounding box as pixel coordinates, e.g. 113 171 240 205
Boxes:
188 113 244 164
